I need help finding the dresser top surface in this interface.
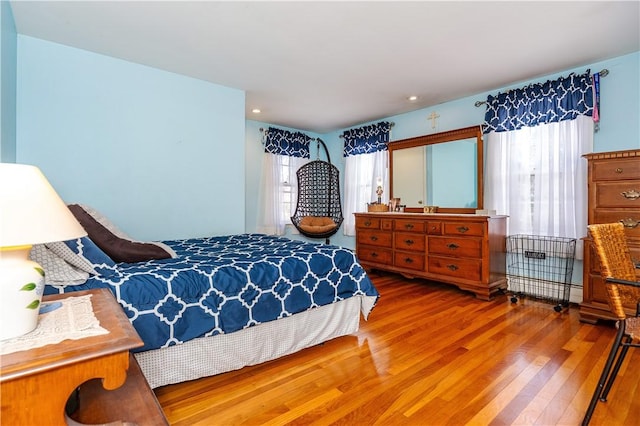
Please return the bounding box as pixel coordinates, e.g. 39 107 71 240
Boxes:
354 212 508 219
583 149 640 160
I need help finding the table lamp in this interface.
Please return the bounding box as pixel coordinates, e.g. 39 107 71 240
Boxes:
0 163 87 340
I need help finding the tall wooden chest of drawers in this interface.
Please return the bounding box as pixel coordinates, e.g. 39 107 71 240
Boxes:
354 212 508 300
580 149 640 323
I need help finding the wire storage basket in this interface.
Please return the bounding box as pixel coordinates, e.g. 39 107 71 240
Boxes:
506 234 577 312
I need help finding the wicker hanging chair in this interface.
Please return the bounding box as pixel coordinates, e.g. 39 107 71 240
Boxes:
291 138 343 242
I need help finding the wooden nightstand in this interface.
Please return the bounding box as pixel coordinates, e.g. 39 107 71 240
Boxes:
0 288 168 425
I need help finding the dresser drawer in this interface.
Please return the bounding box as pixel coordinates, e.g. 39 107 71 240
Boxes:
429 236 482 258
442 222 485 237
593 158 640 181
357 246 393 265
394 219 426 233
428 256 482 281
394 251 425 271
426 221 442 235
394 233 426 252
588 240 640 273
592 210 640 239
356 216 381 229
357 229 392 247
595 180 640 208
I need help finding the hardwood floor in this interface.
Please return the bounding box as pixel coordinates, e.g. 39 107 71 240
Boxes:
154 272 639 425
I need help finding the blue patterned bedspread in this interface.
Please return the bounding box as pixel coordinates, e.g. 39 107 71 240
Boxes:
45 234 379 352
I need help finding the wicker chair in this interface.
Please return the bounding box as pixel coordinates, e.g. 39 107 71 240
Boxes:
582 222 640 425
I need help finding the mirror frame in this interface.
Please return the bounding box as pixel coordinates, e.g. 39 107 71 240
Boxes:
388 125 484 214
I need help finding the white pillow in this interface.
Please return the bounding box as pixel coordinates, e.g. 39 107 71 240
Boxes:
45 241 98 275
29 244 90 285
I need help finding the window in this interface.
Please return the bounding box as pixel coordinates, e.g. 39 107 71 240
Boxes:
257 128 310 235
279 155 296 224
483 71 595 259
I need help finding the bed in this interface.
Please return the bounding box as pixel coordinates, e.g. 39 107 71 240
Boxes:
39 206 379 389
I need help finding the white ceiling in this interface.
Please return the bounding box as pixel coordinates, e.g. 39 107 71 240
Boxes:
9 1 640 133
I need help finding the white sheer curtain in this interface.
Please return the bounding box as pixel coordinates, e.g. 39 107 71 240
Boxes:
343 150 388 236
257 153 308 235
484 115 593 258
341 122 393 236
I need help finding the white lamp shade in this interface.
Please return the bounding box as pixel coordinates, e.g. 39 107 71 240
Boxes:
0 163 87 247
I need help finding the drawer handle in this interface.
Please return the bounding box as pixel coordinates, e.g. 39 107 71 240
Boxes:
447 243 459 250
619 218 640 228
404 223 414 229
456 226 469 233
447 264 459 271
404 239 414 245
370 235 378 241
364 220 372 227
404 258 414 264
371 252 378 258
621 189 640 200
431 226 438 231
615 167 623 174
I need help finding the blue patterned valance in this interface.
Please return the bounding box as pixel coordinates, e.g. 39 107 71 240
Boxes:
483 71 594 134
343 121 393 157
264 127 311 158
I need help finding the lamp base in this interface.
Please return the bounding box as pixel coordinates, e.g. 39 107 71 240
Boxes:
0 246 45 340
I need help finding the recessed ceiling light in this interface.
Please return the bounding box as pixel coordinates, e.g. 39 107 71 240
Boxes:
252 108 261 114
408 95 418 102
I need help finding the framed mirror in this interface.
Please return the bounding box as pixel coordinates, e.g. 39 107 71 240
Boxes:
388 125 483 214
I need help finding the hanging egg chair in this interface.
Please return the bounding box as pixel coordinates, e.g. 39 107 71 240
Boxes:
291 138 343 243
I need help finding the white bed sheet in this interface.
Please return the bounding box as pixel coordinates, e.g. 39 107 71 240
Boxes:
135 295 373 389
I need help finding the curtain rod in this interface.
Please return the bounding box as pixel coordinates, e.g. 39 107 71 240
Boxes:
473 69 609 107
258 127 318 139
338 122 395 139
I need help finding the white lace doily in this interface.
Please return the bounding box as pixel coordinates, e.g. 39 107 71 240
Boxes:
0 294 109 355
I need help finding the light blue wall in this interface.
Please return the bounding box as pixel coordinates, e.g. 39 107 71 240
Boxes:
591 52 640 151
386 52 640 151
335 51 639 151
245 119 265 233
0 0 17 162
245 51 640 250
17 36 245 241
12 20 638 247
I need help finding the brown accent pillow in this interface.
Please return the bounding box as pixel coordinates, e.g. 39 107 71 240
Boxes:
298 216 337 234
67 204 173 263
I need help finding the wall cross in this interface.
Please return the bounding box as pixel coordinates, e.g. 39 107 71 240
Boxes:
427 111 440 129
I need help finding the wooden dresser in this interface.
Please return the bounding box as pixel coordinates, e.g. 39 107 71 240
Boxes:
354 212 508 300
580 149 640 323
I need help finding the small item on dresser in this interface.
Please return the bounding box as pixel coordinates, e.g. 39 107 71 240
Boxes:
423 206 438 213
367 203 389 212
